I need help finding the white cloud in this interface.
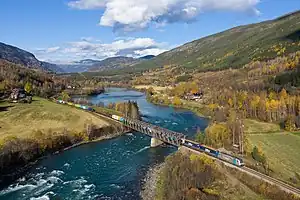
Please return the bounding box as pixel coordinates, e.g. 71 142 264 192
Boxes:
46 46 60 53
134 48 167 57
68 0 260 31
68 0 107 9
34 37 169 63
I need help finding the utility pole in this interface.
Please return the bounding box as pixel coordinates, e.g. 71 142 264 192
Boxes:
238 119 244 155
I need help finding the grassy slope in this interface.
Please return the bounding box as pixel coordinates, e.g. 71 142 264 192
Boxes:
0 97 109 140
244 119 281 134
132 10 300 72
245 119 300 186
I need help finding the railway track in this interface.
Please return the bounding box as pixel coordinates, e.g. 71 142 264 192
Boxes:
243 166 300 195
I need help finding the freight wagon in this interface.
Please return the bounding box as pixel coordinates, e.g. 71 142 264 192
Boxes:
112 115 125 122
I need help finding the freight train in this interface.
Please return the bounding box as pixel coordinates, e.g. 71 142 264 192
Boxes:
181 139 245 167
56 99 95 112
55 100 244 167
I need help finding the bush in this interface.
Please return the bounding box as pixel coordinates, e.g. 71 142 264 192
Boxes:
285 115 296 131
175 75 192 83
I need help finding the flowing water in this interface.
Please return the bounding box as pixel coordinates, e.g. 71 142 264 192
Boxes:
0 88 209 200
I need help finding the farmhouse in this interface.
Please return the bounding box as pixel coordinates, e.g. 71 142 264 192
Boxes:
9 88 32 103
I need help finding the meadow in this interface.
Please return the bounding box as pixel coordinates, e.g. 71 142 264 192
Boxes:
246 120 300 187
0 97 109 140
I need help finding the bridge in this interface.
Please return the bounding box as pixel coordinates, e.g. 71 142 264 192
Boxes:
122 117 186 147
91 111 185 147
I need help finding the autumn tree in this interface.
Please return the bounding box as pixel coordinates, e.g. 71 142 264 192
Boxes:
195 128 205 144
61 91 70 101
284 115 296 131
204 123 230 148
24 82 32 94
173 96 182 106
279 88 288 100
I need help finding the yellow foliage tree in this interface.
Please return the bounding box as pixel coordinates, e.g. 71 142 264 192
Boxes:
173 96 182 106
279 88 288 100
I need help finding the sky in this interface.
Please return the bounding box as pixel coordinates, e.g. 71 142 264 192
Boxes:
0 0 299 64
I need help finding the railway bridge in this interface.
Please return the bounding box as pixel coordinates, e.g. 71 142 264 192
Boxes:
121 117 186 147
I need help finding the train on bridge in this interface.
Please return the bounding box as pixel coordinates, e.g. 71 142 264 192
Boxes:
55 99 245 168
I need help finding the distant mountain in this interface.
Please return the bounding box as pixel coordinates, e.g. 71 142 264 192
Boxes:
0 42 63 73
58 59 101 73
88 56 140 72
131 10 300 73
59 55 156 73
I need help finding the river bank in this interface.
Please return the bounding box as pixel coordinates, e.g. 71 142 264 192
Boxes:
140 162 165 200
146 95 211 119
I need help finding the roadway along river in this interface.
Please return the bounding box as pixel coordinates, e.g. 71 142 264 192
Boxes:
0 88 209 200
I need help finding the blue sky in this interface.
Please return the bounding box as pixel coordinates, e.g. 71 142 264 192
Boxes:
0 0 299 63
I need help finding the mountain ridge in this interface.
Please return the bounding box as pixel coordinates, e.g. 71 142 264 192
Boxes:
0 42 63 73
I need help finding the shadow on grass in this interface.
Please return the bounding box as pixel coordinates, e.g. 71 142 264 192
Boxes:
0 105 14 112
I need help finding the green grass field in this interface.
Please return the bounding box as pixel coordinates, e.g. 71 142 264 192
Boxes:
244 119 281 134
0 97 109 140
248 130 300 186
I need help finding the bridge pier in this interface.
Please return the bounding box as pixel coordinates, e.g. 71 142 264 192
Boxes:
150 137 164 147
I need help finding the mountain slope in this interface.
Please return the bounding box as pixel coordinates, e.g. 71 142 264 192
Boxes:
131 10 300 72
88 56 139 72
0 42 63 73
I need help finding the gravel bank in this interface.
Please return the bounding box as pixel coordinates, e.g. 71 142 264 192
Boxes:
140 162 165 200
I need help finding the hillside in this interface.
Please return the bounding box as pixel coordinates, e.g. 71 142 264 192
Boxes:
0 42 63 73
131 10 300 73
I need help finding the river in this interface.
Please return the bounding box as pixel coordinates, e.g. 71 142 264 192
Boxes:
0 88 209 200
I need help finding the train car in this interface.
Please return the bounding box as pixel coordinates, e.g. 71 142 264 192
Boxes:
119 117 125 122
182 140 205 151
184 140 200 149
82 105 88 110
67 102 74 106
217 152 244 167
75 104 81 108
80 105 88 110
112 115 121 121
87 107 94 112
200 145 218 155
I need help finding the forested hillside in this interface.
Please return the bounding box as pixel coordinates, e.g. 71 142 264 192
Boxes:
132 10 300 73
0 60 70 97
